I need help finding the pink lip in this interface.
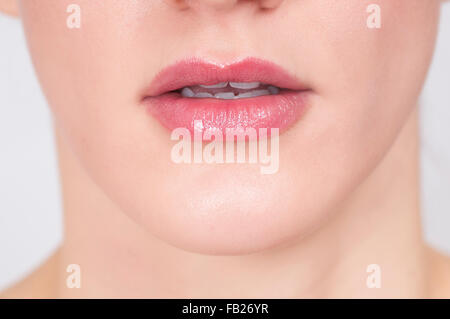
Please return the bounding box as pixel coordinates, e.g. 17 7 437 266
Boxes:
142 58 311 137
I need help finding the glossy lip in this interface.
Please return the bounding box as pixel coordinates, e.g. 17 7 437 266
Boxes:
142 57 311 137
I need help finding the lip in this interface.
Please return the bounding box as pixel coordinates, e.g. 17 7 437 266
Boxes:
142 57 311 137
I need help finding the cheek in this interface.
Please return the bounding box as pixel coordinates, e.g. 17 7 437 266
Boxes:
19 0 166 171
287 0 439 213
258 0 438 163
302 0 439 154
19 0 174 223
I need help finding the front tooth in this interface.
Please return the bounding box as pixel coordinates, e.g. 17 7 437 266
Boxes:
181 87 194 97
237 89 270 99
199 82 228 89
268 86 280 95
214 92 236 100
229 82 260 89
194 92 214 98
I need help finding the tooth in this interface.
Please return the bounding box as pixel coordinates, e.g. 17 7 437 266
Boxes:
199 82 228 89
237 89 270 99
194 92 214 98
229 82 260 89
181 87 194 97
214 92 236 100
268 86 280 95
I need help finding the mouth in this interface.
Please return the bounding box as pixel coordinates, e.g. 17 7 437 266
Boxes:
142 58 311 137
180 81 281 100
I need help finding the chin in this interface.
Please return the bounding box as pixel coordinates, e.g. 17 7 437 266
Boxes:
128 164 332 256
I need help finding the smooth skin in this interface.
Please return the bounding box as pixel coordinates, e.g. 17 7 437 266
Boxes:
1 0 450 298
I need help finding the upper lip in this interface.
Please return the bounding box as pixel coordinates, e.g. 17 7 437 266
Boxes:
143 57 309 98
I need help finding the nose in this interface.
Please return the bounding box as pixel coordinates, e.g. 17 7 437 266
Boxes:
166 0 284 11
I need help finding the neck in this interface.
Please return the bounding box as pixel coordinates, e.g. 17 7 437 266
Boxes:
54 108 427 298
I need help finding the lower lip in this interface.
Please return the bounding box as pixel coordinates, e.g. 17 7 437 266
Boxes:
143 90 309 137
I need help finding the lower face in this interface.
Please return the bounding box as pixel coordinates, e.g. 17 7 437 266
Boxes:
19 0 439 254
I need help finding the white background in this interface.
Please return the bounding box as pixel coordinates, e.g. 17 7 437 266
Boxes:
1 4 450 291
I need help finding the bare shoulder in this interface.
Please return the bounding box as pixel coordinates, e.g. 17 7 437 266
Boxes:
0 251 60 299
427 246 450 298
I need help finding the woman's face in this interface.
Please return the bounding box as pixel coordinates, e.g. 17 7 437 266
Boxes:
18 0 439 254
